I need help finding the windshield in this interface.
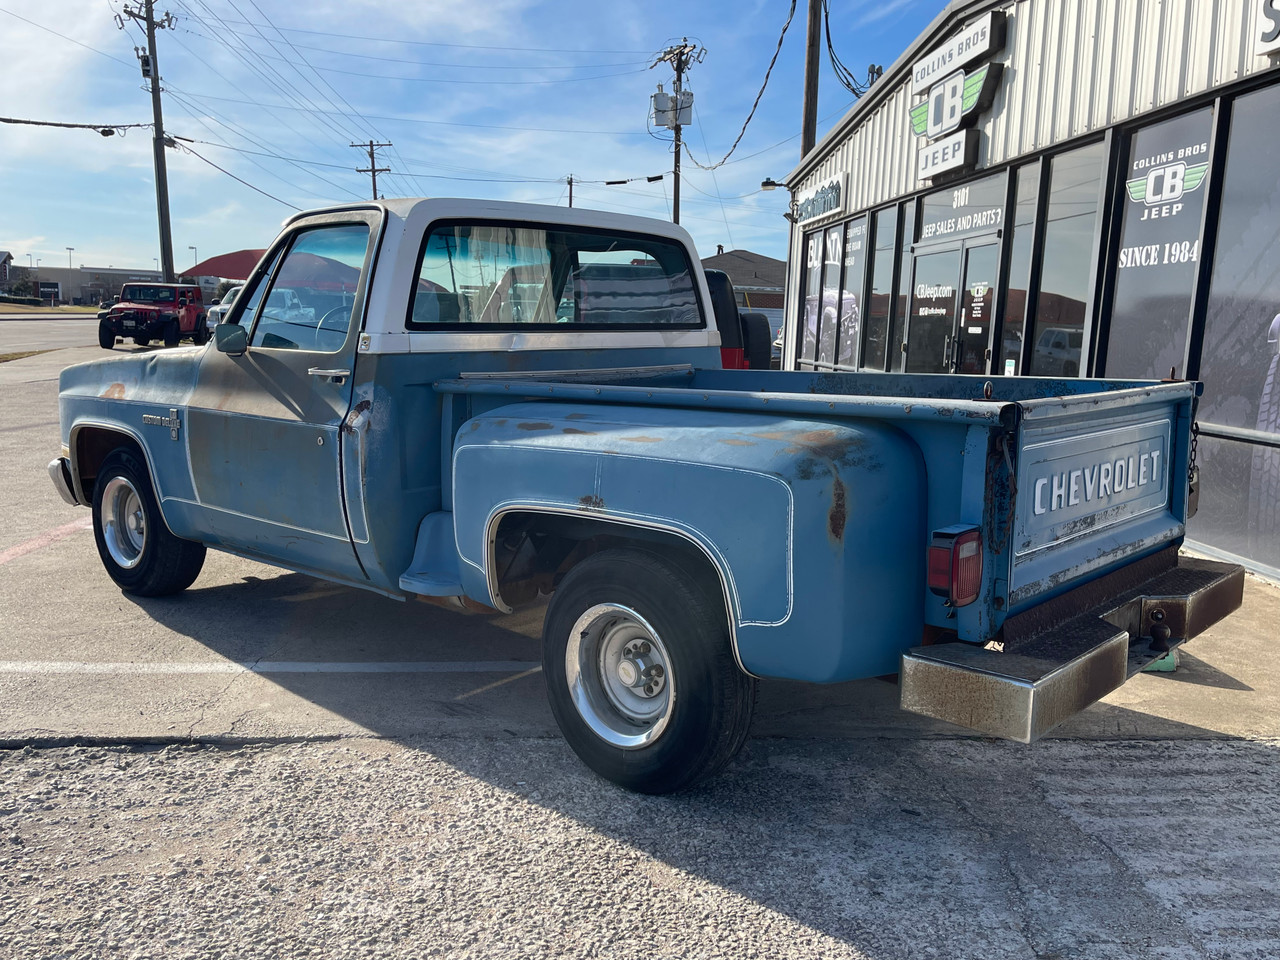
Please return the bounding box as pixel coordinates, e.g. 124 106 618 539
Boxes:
121 285 177 303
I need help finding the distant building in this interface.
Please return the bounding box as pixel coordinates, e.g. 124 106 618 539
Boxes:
0 251 12 284
700 247 785 315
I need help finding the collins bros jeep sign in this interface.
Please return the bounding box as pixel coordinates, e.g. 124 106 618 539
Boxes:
909 11 1006 182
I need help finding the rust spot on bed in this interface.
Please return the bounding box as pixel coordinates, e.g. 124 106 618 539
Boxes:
719 438 755 446
578 494 606 510
517 422 553 431
563 427 597 435
620 436 663 443
828 474 848 542
100 383 126 399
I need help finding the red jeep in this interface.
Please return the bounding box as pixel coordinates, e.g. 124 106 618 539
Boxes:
97 283 208 349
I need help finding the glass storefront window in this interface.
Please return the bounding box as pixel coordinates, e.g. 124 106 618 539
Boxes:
862 207 898 371
817 225 844 364
1189 84 1280 571
1104 108 1213 380
890 200 917 372
1001 162 1040 376
1027 141 1105 377
800 231 822 364
838 218 867 367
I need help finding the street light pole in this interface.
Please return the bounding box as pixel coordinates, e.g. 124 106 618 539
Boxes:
188 245 197 273
67 247 74 268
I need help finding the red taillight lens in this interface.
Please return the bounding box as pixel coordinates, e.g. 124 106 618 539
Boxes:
927 526 983 607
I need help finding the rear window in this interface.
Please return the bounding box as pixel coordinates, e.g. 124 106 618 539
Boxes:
122 285 177 303
407 221 703 330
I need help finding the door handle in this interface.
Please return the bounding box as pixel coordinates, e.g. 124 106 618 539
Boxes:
308 367 350 380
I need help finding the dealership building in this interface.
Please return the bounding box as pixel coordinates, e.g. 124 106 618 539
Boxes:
780 0 1280 577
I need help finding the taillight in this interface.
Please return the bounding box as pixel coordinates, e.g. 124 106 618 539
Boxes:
927 525 983 607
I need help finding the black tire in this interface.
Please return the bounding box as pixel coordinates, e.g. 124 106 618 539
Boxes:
98 322 115 350
163 320 180 348
134 337 150 347
92 448 205 596
193 316 209 345
542 547 755 794
1248 355 1279 556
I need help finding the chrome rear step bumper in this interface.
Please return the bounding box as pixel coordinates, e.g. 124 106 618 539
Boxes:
899 556 1245 742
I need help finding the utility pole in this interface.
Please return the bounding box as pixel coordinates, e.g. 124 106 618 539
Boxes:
567 176 574 208
800 0 823 157
652 40 703 225
352 141 392 199
121 1 176 282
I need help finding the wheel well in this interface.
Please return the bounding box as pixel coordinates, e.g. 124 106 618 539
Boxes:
490 511 729 619
73 428 143 500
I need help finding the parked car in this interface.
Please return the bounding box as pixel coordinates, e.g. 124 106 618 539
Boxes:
97 282 206 349
205 284 243 332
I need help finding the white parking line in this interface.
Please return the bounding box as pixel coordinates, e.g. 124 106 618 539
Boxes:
0 661 542 675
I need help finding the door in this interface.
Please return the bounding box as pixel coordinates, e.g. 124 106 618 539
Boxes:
905 249 961 373
905 242 999 375
956 242 998 375
185 214 377 580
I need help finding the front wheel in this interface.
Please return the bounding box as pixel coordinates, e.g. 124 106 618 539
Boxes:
98 322 115 350
92 448 205 596
163 320 180 348
542 548 755 794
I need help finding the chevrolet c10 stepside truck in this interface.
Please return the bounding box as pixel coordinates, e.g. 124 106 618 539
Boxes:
50 199 1244 793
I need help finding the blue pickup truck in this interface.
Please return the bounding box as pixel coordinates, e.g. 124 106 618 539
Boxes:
50 199 1243 793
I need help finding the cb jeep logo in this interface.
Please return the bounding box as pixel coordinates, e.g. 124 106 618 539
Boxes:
1126 161 1208 206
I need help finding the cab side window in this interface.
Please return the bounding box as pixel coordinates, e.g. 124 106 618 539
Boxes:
248 223 371 353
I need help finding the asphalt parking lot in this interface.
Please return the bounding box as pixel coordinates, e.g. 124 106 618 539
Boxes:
2 320 1279 958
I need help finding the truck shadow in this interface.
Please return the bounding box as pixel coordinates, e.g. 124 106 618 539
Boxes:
128 568 1278 956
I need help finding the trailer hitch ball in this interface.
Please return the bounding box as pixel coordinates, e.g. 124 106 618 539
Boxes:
1148 608 1172 652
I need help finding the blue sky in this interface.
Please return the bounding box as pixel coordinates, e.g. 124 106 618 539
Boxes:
1 0 945 274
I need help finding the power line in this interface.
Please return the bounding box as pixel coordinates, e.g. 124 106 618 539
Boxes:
173 142 301 210
823 0 883 98
179 16 654 54
0 7 134 66
172 89 654 136
0 115 149 136
681 0 797 172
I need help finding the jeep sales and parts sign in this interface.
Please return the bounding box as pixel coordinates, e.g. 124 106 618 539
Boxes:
908 11 1006 182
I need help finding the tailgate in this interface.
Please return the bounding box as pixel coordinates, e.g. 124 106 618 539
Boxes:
1008 381 1196 610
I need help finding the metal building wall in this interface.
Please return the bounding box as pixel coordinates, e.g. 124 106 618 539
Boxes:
783 0 1272 365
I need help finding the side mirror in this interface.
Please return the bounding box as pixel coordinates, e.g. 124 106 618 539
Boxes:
210 298 221 306
215 322 248 356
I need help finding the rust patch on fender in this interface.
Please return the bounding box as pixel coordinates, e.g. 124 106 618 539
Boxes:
578 494 606 510
719 438 755 446
342 399 373 434
100 383 127 399
620 436 663 443
517 422 553 431
828 474 848 542
563 427 597 435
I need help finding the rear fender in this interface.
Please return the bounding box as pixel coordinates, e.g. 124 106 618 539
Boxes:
450 401 926 682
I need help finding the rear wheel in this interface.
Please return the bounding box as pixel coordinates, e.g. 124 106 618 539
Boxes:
542 547 755 794
193 316 209 345
98 322 115 350
92 448 205 596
